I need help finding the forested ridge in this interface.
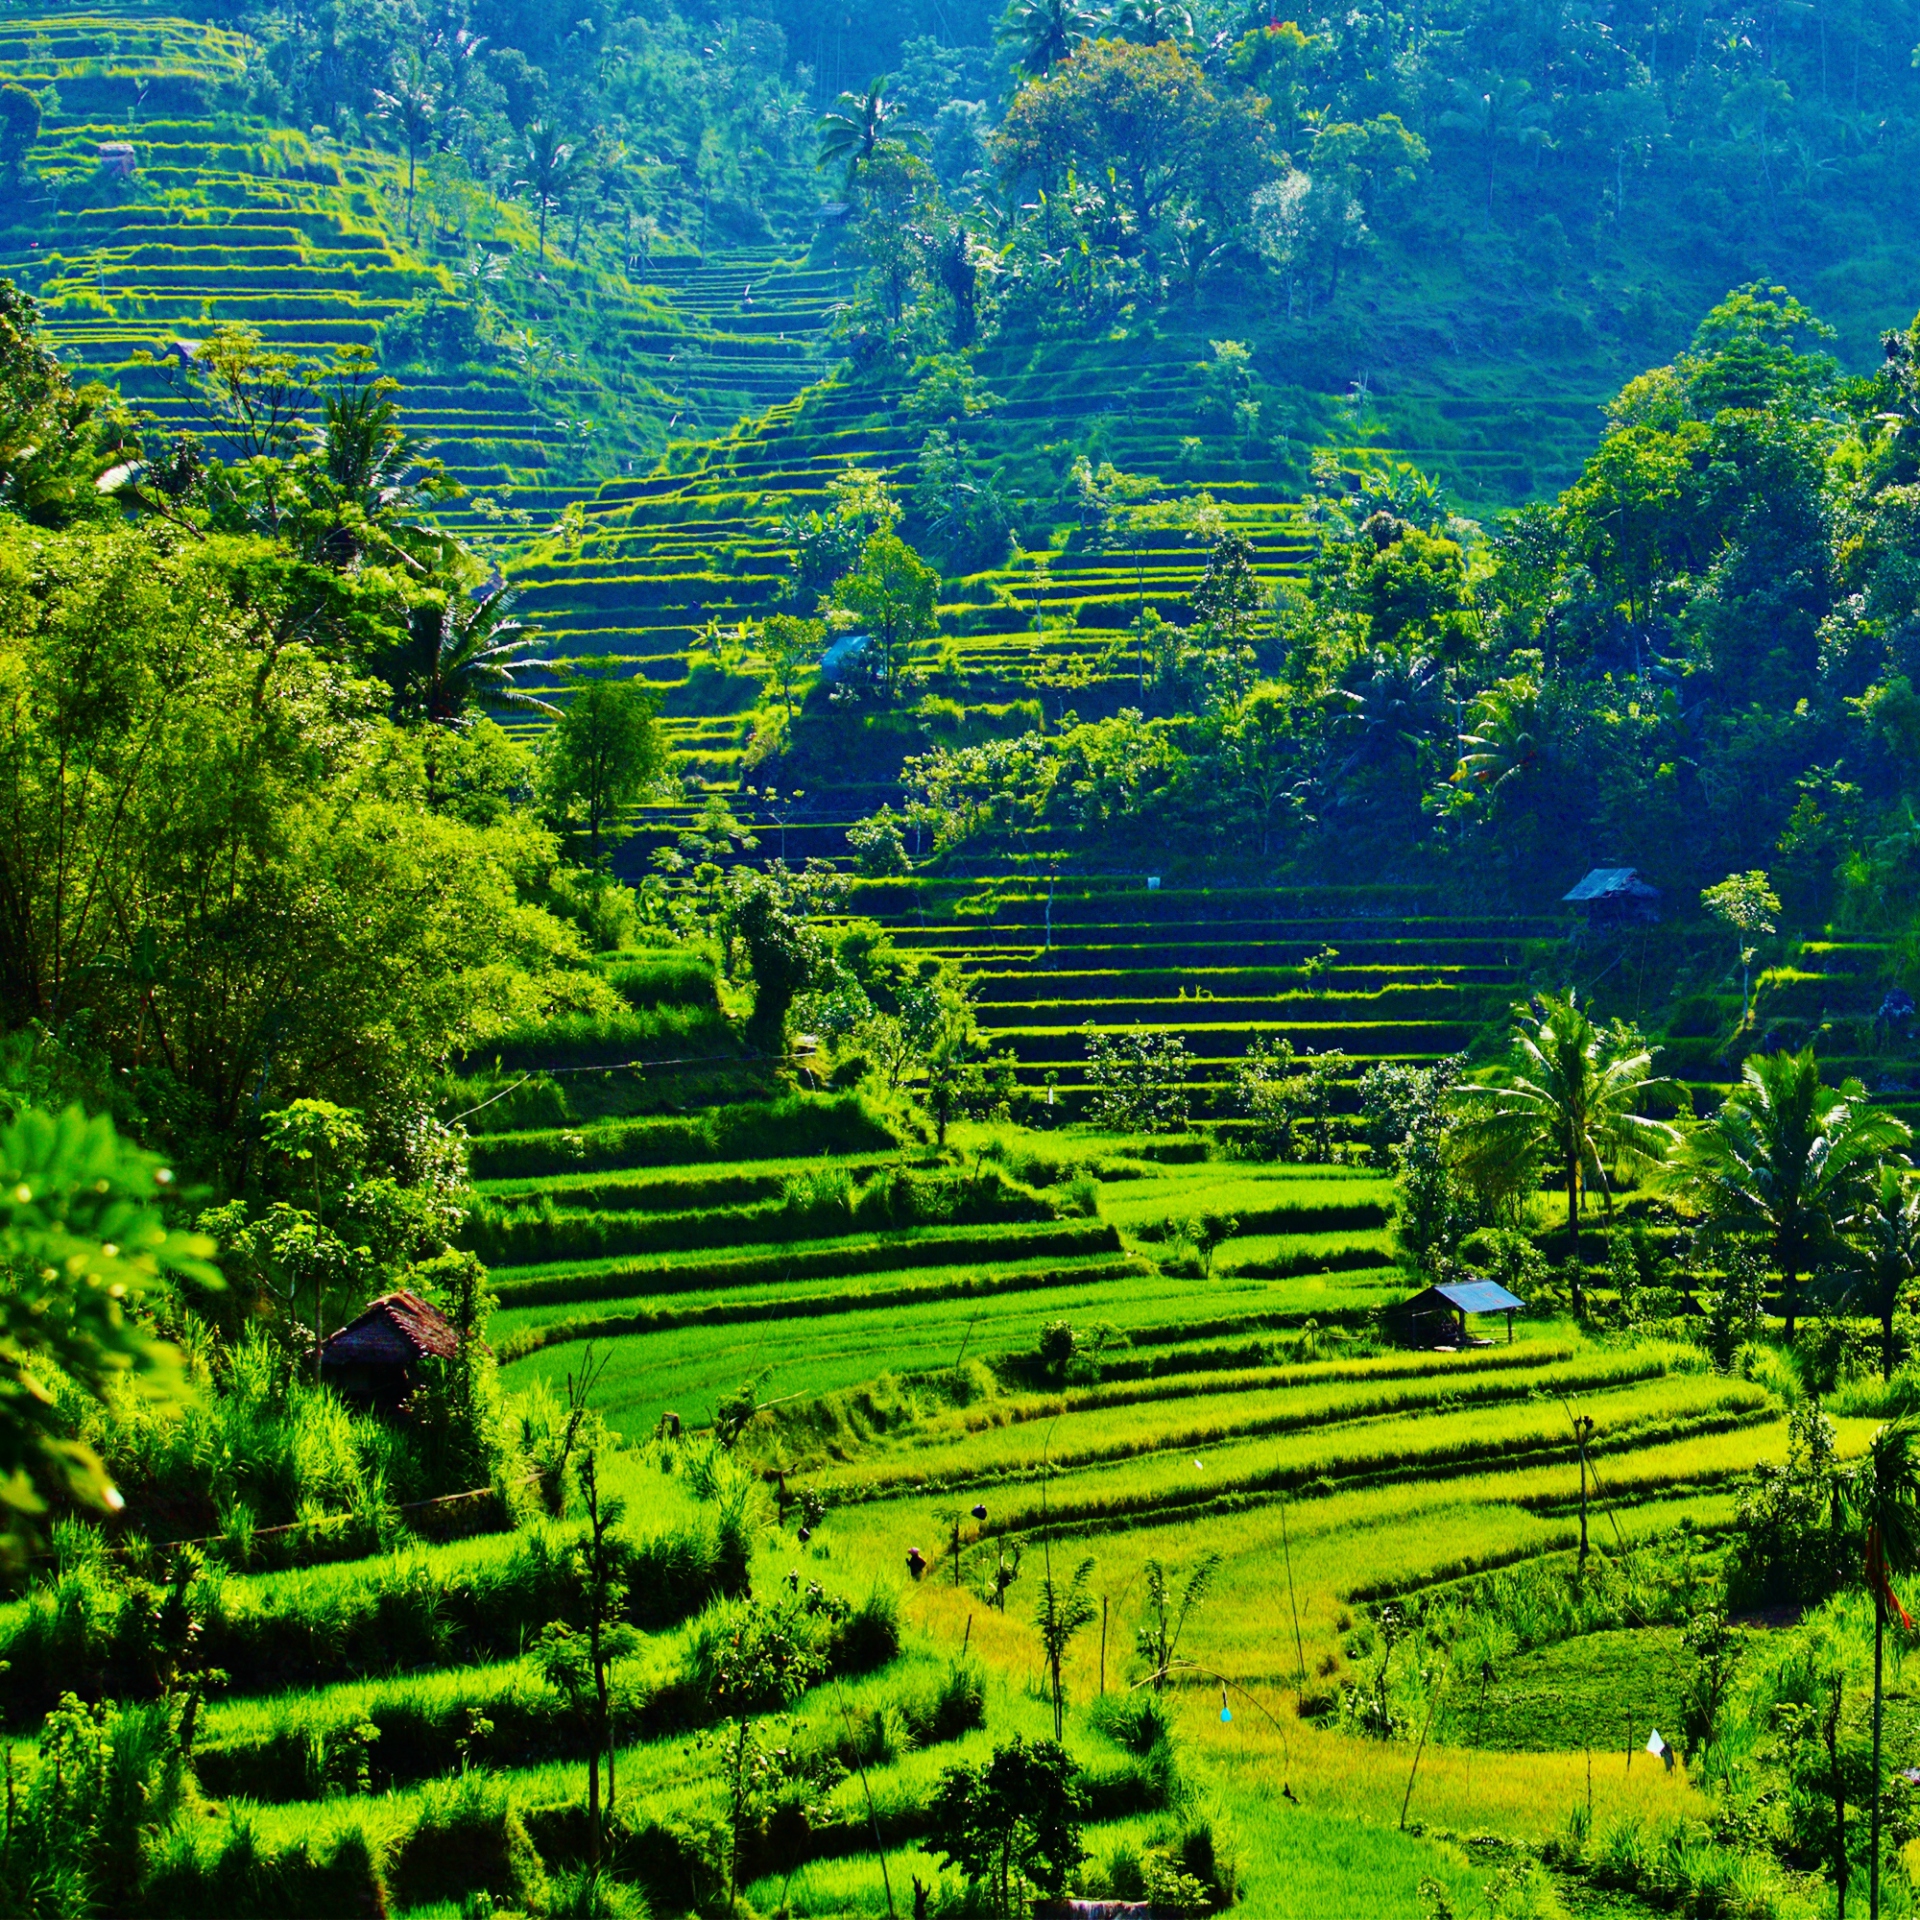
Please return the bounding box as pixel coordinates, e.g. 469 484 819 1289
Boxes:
195 0 1920 349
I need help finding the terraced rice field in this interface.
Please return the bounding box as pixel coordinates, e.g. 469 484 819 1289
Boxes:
864 879 1551 1112
422 1030 1789 1914
0 7 848 535
0 931 1816 1915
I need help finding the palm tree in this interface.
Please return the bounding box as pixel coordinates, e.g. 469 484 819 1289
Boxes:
1032 1554 1098 1739
814 78 906 186
1853 1162 1920 1380
387 583 557 731
1327 648 1444 787
304 367 447 568
1675 1048 1911 1340
373 53 438 237
1451 995 1684 1293
1110 0 1192 43
1859 1420 1920 1919
1453 678 1544 800
1438 75 1550 226
316 373 435 510
519 120 582 261
1005 0 1097 78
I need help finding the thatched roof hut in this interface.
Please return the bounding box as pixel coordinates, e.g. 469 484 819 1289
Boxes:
317 1289 461 1411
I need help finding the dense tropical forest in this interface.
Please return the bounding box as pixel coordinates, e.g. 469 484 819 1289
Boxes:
5 0 1920 1912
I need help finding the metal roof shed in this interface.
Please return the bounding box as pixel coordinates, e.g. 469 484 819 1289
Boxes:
1397 1279 1526 1347
1563 867 1661 926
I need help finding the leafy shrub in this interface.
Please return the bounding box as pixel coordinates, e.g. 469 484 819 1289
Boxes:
139 1817 386 1920
1084 1025 1192 1133
1726 1401 1852 1611
600 948 717 1010
1088 1689 1174 1755
548 1866 654 1918
847 806 911 875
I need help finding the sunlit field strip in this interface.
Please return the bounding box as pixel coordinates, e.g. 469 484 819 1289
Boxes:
471 1149 902 1202
1097 1171 1396 1230
499 1261 1421 1433
857 1440 1784 1697
809 1375 1774 1530
490 1248 1145 1336
809 1349 1687 1494
492 1238 1395 1347
877 1336 1585 1436
489 1217 1119 1292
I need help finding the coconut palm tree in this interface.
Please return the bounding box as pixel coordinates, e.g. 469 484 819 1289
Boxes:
1453 677 1545 801
1675 1047 1910 1339
1450 995 1684 1297
1005 0 1097 78
1855 1163 1920 1380
519 120 582 261
1110 0 1193 43
1860 1420 1920 1918
386 582 556 731
1438 74 1551 226
373 53 438 237
814 78 907 186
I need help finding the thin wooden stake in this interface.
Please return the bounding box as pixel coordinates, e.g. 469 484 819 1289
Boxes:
1281 1495 1307 1692
835 1691 897 1920
1400 1675 1442 1832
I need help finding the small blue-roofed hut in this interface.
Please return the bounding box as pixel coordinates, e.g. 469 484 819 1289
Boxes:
1397 1279 1525 1348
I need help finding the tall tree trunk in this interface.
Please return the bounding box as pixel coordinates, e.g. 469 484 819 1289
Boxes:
1830 1682 1847 1920
728 1716 750 1912
1872 1598 1885 1919
1567 1162 1583 1312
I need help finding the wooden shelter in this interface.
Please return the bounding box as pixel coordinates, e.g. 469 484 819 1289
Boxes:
316 1289 461 1412
1396 1279 1525 1348
1563 866 1661 928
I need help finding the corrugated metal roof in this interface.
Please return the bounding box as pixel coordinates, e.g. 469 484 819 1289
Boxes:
1428 1280 1527 1314
1563 867 1659 903
321 1289 461 1367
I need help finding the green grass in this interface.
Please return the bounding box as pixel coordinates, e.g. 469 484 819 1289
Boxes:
804 1371 1773 1539
810 1348 1690 1498
471 1149 902 1204
1435 1626 1693 1754
497 1254 1424 1434
489 1217 1122 1305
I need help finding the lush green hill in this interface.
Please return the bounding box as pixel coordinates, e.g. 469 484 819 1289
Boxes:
0 6 850 536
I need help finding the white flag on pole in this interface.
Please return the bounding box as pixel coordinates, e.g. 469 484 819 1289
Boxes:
1646 1729 1674 1772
